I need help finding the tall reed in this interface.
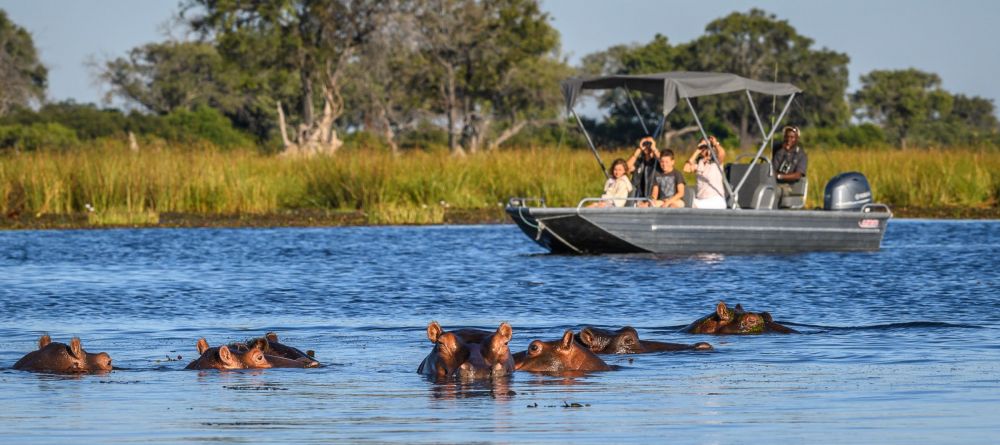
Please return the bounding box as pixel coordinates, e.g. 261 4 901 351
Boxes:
2 141 997 223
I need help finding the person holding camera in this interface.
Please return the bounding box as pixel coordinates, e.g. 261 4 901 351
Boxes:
683 136 727 209
627 136 661 200
772 126 808 196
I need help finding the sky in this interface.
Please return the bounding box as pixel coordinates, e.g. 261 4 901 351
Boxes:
2 0 999 110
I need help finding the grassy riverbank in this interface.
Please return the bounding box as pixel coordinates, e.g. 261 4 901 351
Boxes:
2 143 998 228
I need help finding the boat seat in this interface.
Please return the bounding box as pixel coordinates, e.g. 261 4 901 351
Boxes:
778 177 808 209
726 162 778 210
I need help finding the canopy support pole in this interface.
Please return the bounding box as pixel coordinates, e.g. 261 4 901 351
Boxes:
652 114 667 139
623 85 650 136
731 91 796 197
684 97 737 209
571 109 610 179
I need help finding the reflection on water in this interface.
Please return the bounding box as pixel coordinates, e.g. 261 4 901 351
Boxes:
0 220 999 443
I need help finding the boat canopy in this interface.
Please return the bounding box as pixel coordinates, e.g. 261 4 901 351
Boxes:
561 71 801 117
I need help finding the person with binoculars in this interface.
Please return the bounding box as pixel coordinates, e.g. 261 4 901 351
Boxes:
627 136 661 200
683 135 727 209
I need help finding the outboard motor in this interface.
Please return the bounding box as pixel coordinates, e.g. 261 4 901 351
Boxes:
823 172 873 211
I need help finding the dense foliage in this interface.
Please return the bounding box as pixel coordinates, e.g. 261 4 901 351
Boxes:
0 4 997 153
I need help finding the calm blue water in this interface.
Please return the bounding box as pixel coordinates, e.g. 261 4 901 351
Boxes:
0 220 998 444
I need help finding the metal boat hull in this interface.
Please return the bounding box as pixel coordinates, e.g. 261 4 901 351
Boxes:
506 206 890 254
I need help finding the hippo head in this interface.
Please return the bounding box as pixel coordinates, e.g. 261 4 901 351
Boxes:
185 338 271 370
685 301 794 334
235 333 320 368
476 322 514 376
515 330 611 373
13 335 113 373
418 321 473 379
578 326 642 354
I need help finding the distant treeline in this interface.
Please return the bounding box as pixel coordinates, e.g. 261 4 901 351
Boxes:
1 4 998 154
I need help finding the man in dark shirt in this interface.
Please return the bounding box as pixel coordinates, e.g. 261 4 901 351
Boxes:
646 149 686 208
627 136 660 199
772 126 808 200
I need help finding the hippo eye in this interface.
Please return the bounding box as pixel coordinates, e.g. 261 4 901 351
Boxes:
529 344 540 353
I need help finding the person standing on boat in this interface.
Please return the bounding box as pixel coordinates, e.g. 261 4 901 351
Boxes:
773 126 808 198
683 136 727 209
589 158 634 208
627 136 660 200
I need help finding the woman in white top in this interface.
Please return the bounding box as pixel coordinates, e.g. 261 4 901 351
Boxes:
683 136 727 209
588 158 633 208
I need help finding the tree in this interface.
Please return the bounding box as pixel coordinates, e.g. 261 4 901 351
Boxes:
100 41 243 116
0 9 47 116
853 68 952 147
687 9 850 147
183 0 391 156
582 10 851 149
416 0 569 155
341 5 431 153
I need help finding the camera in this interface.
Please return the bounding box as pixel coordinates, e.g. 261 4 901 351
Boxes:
641 141 652 149
777 158 793 174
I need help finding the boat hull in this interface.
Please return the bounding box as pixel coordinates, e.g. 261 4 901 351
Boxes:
506 206 890 254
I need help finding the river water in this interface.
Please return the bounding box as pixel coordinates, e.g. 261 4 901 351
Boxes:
0 220 998 444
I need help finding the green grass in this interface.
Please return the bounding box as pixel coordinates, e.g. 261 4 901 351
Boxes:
2 141 998 225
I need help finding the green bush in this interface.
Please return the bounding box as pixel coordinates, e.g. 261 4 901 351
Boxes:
341 130 392 153
809 124 887 148
398 120 449 152
159 106 254 148
0 122 79 151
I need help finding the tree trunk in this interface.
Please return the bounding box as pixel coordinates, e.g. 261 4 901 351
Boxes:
488 120 527 150
739 102 753 150
445 67 464 157
661 125 700 147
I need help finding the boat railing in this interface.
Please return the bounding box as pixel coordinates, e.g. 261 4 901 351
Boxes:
507 197 546 208
576 197 653 211
862 203 893 216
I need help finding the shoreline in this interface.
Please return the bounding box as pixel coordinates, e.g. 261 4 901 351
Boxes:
1 206 997 230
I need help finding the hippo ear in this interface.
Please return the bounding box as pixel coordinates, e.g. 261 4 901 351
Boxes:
427 321 443 343
761 312 774 323
69 337 84 359
217 345 235 365
496 322 513 341
248 337 268 352
716 301 731 320
578 327 595 346
306 350 315 357
735 304 745 312
560 330 575 350
38 335 52 350
196 338 210 355
265 332 279 343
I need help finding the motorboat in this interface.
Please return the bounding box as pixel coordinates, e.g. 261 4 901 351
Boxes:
507 72 891 254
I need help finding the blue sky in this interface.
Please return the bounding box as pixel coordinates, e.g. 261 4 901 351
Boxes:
2 0 998 109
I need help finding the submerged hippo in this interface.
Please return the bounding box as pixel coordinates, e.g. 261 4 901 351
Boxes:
185 338 273 370
229 332 320 368
577 326 713 354
684 301 798 334
13 335 113 373
418 322 514 380
514 330 611 373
